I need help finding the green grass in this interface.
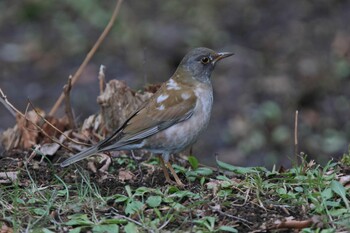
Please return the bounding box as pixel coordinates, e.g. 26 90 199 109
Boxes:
0 154 349 232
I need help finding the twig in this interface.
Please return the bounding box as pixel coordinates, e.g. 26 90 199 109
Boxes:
270 219 313 229
110 208 143 227
28 99 90 146
27 144 41 163
0 88 73 152
0 88 16 117
49 0 124 116
98 65 106 94
294 110 299 165
63 75 76 129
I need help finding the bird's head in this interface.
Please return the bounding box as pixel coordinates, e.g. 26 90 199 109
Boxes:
177 47 233 83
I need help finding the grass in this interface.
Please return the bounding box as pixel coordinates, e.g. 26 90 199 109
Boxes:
0 152 349 232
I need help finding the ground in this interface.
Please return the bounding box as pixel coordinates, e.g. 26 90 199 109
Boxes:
1 149 349 232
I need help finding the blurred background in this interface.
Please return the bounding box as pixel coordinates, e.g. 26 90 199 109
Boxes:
1 0 350 168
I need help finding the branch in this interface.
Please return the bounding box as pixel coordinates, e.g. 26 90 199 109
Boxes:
28 99 90 146
294 110 299 165
98 65 106 94
0 88 18 117
49 0 124 116
63 75 76 129
0 87 73 152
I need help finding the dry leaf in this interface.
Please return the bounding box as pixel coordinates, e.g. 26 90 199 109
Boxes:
118 169 135 182
0 224 14 233
0 171 18 184
17 110 41 148
97 80 153 132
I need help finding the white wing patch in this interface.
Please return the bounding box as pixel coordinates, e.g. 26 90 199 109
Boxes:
181 92 191 100
157 94 169 103
157 104 165 110
166 79 181 90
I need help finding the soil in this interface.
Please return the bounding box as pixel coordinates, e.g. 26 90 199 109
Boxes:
0 149 311 232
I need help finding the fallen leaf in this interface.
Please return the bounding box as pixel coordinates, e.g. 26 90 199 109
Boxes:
97 80 153 132
118 169 135 182
0 171 18 184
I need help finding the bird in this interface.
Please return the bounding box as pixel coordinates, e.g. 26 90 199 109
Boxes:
60 47 233 186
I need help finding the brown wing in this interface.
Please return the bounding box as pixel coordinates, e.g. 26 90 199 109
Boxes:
97 84 197 151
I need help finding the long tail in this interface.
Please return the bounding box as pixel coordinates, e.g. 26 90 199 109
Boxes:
60 146 99 167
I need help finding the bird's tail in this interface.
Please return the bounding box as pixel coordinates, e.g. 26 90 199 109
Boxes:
60 146 99 167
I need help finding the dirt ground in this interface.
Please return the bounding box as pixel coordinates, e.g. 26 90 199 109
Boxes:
0 149 312 232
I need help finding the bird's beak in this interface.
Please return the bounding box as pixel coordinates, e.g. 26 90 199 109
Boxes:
212 52 234 64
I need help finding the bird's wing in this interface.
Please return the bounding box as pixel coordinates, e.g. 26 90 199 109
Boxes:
97 85 197 151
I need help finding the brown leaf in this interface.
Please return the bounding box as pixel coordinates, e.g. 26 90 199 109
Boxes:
97 80 153 133
17 110 41 149
118 169 135 182
40 116 68 143
0 223 14 233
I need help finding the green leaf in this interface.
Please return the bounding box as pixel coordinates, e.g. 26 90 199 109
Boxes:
125 185 132 197
146 195 162 208
33 208 46 215
167 186 180 194
124 222 139 233
331 180 350 209
321 188 333 200
41 229 55 233
100 218 127 225
171 202 185 211
200 176 206 186
219 225 238 232
170 190 199 199
125 200 143 215
172 164 187 173
65 214 94 226
328 208 349 216
194 167 213 176
216 159 258 174
15 198 25 205
113 194 129 203
188 155 199 169
92 224 119 233
135 187 152 195
68 227 82 233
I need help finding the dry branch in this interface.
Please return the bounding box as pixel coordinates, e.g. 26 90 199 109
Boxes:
0 88 16 117
28 100 89 146
98 65 106 94
294 110 299 165
63 75 76 129
0 88 72 152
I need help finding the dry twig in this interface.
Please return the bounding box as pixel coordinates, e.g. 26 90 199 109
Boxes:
28 100 90 146
0 88 16 117
294 110 299 165
0 88 72 152
98 65 106 94
49 0 124 116
271 218 313 230
63 75 76 129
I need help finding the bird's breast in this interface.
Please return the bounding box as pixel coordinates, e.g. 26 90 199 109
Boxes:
144 83 213 154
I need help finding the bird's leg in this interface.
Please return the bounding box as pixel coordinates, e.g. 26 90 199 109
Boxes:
158 155 173 184
166 162 184 187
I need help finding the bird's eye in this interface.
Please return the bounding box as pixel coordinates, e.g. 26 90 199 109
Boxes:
200 56 210 64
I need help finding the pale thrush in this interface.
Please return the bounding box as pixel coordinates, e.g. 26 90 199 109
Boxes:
60 47 233 186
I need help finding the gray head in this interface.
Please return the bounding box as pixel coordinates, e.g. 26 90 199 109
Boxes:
178 47 233 83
